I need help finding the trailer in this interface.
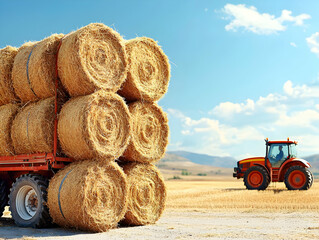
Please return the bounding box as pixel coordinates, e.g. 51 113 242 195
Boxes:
0 41 74 228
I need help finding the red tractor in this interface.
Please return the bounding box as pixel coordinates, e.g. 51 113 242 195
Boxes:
233 139 313 190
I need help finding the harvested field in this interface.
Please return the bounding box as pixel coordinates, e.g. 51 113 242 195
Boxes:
165 179 319 212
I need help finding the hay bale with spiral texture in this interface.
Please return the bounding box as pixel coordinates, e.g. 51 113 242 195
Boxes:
0 104 19 156
11 97 55 154
118 37 170 102
0 46 19 105
58 23 127 97
48 160 128 232
12 34 64 102
120 162 166 225
58 91 130 160
122 101 169 163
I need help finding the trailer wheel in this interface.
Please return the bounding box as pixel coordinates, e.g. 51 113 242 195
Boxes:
284 166 312 190
9 174 51 228
0 180 8 216
244 166 270 190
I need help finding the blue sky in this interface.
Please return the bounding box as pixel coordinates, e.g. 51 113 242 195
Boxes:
2 1 319 159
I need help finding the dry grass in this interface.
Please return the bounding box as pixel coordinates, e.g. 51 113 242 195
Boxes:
58 23 127 96
48 160 128 232
118 37 170 102
12 34 63 102
120 162 166 225
166 179 319 212
122 101 169 163
58 91 130 161
11 98 55 154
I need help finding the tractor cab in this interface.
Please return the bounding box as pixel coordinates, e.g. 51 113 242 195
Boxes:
266 139 297 168
233 138 313 190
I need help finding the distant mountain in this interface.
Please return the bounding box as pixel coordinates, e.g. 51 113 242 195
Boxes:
167 151 237 168
157 152 233 177
303 154 319 168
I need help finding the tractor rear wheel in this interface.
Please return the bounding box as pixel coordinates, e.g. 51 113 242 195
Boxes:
244 166 270 190
284 166 312 190
0 180 8 216
9 174 52 228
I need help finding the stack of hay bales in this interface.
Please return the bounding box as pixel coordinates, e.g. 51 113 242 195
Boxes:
118 37 170 226
0 22 170 232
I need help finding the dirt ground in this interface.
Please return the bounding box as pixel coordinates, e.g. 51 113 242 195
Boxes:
1 210 319 240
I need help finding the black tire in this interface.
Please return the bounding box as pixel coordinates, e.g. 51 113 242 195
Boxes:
284 166 312 190
244 166 270 190
309 170 314 188
0 180 8 216
9 174 51 228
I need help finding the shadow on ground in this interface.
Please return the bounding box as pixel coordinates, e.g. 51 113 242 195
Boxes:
0 217 87 239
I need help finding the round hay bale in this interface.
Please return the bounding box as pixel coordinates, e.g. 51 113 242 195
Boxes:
12 34 64 103
0 104 19 156
121 162 166 225
58 91 130 160
48 160 128 232
58 23 127 96
0 46 19 105
11 97 55 154
122 101 169 163
118 37 170 102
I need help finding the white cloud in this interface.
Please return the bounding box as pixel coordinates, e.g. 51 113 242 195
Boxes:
290 42 297 47
283 80 319 98
222 4 310 35
168 80 319 157
168 109 264 156
276 109 319 128
211 99 254 118
307 32 319 57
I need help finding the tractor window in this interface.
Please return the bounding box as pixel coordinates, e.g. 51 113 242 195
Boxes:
268 144 289 167
289 144 297 158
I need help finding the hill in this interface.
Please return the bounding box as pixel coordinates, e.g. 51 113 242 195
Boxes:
167 151 237 168
156 152 234 180
303 154 319 168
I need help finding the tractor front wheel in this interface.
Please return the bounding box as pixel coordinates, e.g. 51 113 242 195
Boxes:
9 174 51 228
284 166 312 190
244 166 270 190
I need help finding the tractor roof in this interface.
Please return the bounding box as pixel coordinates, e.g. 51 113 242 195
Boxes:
266 140 297 145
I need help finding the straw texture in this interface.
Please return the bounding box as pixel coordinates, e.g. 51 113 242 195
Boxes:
58 23 127 97
122 101 169 163
121 162 166 225
0 104 19 156
11 98 55 154
118 37 170 102
0 46 19 106
12 34 64 102
48 160 128 232
58 91 130 161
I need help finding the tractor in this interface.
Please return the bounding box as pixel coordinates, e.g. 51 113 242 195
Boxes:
233 138 313 190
